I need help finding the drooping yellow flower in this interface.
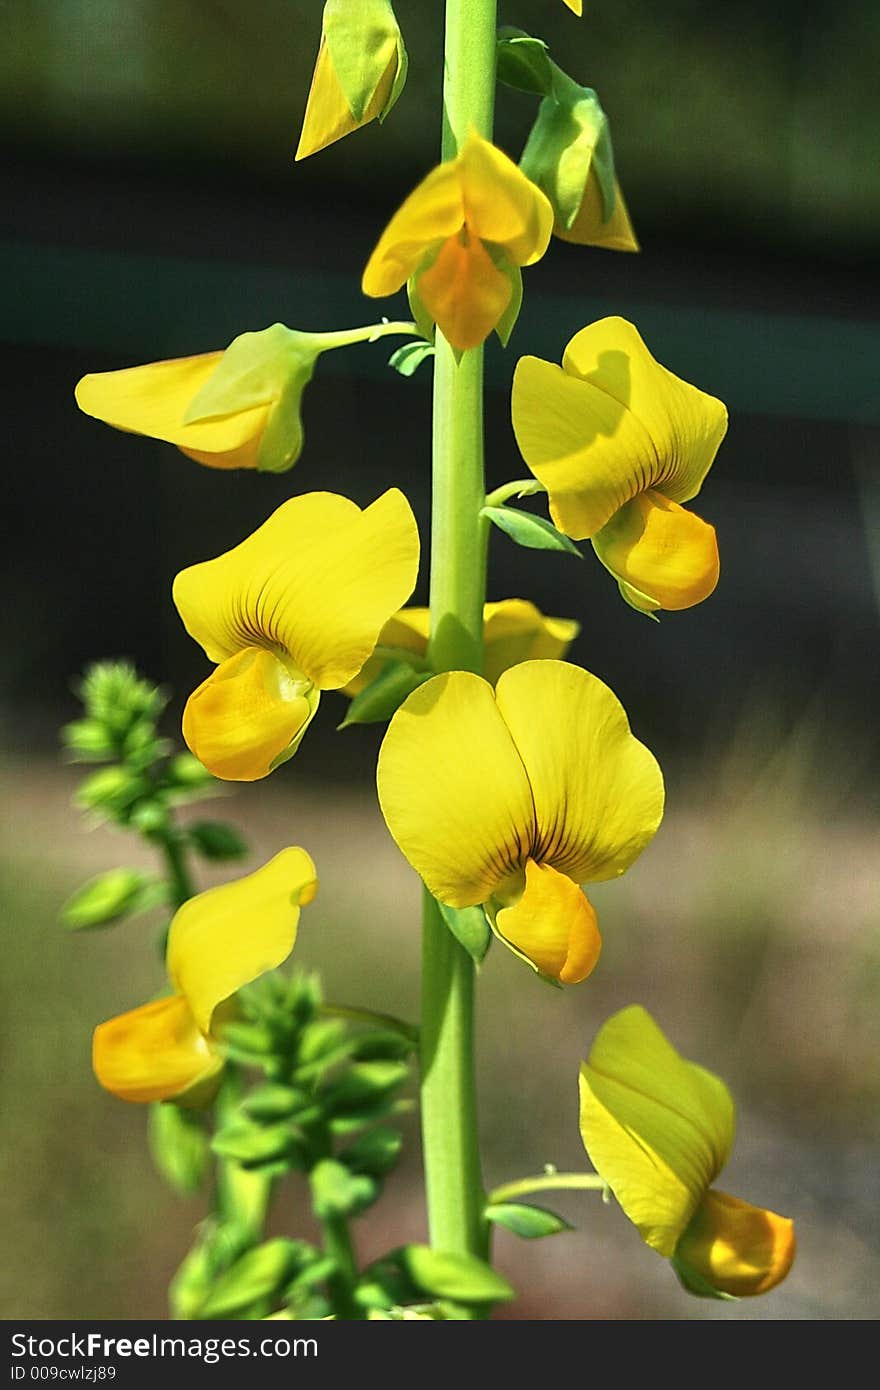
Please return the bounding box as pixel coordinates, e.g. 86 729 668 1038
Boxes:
174 490 420 781
295 0 408 161
345 598 579 697
512 317 728 613
75 321 413 473
554 174 638 251
93 849 317 1103
579 1007 796 1298
362 133 553 351
377 660 664 983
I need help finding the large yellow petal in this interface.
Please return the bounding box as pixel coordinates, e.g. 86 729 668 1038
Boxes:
495 661 664 885
416 233 512 351
675 1189 795 1297
579 1006 736 1256
362 162 464 298
92 995 222 1104
182 647 319 782
295 39 396 161
511 318 727 538
555 175 639 251
172 489 420 689
75 354 268 469
494 858 601 984
377 672 536 907
166 848 318 1036
482 600 579 685
592 491 720 612
457 134 554 267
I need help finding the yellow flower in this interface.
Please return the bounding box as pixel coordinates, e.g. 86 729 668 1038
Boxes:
563 0 583 13
92 849 317 1103
174 489 420 781
511 317 728 613
579 1007 796 1298
553 174 638 251
75 321 412 473
345 598 579 697
377 660 664 983
362 133 553 351
295 0 407 161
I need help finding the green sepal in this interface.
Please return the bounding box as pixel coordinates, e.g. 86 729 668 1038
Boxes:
74 765 149 821
671 1255 740 1301
187 820 248 861
62 718 116 762
340 1126 403 1179
520 82 615 232
484 1202 573 1239
60 867 162 930
406 276 437 345
488 249 523 347
241 1084 310 1122
348 1029 415 1061
401 1246 515 1304
196 1238 309 1320
481 505 583 556
211 1119 304 1168
321 1060 409 1117
496 28 553 96
388 340 435 377
148 1102 211 1196
437 900 492 965
323 0 407 124
163 752 217 793
311 1158 380 1220
338 660 430 729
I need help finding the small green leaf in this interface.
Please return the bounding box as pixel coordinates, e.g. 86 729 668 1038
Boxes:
485 1202 573 1239
341 1126 403 1178
389 341 435 377
241 1084 310 1122
311 1158 379 1220
496 28 553 95
348 1029 415 1062
196 1238 307 1319
60 867 155 930
188 820 249 861
338 661 429 729
148 1102 211 1195
481 506 583 556
437 901 492 965
322 1061 409 1116
402 1246 515 1304
74 765 148 820
164 752 216 791
62 718 116 762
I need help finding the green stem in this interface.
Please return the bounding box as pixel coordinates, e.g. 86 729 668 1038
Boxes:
319 1212 362 1320
158 828 195 910
419 0 498 1313
484 478 545 508
488 1173 607 1206
310 320 418 350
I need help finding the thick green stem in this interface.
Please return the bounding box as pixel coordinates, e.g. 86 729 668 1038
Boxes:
319 1212 362 1320
419 0 497 1309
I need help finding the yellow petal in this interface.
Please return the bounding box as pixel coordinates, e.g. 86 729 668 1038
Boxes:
166 848 318 1036
593 490 720 611
416 233 512 351
511 317 728 538
182 647 319 782
579 1006 736 1256
563 0 583 13
494 858 601 984
495 660 664 885
295 38 396 161
676 1189 796 1297
92 995 223 1104
362 162 464 298
343 607 431 697
555 175 639 251
482 599 579 685
75 354 268 469
377 672 536 907
457 134 554 267
173 489 420 689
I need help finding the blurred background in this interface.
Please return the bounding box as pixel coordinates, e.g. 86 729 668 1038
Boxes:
2 0 878 1321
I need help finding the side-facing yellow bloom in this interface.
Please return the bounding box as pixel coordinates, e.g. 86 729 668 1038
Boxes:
362 133 553 351
296 0 407 161
174 490 419 781
377 660 664 983
345 598 579 697
554 175 638 251
579 1007 796 1298
512 317 728 613
75 321 412 473
93 849 318 1103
